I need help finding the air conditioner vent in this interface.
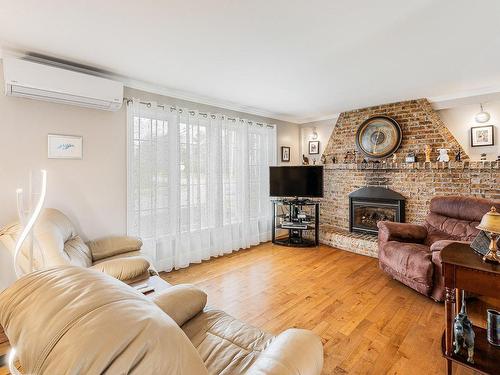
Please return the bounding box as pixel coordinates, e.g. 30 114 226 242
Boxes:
3 57 123 111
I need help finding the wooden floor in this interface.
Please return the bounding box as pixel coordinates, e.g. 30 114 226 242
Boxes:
0 242 492 374
163 243 485 375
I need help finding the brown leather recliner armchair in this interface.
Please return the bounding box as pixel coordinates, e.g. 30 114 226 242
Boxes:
377 196 499 301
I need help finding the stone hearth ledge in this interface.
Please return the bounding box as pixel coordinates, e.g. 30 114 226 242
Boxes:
319 225 378 258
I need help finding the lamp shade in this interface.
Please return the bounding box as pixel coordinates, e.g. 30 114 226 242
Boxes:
477 206 500 234
475 104 491 123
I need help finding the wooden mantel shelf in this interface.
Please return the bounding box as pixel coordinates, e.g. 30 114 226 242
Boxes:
323 161 500 171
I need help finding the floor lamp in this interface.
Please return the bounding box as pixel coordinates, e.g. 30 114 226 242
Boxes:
13 169 47 277
9 169 47 375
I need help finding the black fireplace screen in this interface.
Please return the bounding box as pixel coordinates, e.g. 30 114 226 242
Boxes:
352 203 398 233
348 186 405 235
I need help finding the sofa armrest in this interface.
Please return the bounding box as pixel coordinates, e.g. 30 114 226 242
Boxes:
89 256 150 283
152 284 207 326
430 240 470 253
246 329 323 375
87 236 143 261
377 221 427 244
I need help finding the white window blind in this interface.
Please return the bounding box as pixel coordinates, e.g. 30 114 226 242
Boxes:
127 100 277 271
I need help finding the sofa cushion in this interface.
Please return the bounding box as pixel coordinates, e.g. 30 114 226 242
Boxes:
429 195 497 222
0 266 208 375
424 212 480 243
181 308 274 374
379 241 433 296
153 284 208 326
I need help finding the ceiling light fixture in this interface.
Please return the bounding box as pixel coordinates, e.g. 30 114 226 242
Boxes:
475 103 491 123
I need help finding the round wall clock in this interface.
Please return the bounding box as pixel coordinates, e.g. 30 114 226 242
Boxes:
355 116 402 159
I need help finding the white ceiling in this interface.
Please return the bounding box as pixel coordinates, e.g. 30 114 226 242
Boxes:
1 0 500 123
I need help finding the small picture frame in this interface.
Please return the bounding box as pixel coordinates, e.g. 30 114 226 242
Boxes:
48 134 83 159
471 125 494 147
309 140 320 155
281 146 290 162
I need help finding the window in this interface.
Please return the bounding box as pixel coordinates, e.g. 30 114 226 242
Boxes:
127 100 276 271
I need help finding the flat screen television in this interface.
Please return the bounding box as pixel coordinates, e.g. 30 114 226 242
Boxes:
269 166 324 198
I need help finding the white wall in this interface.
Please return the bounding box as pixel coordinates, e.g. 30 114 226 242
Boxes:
299 119 336 163
438 101 500 160
0 62 299 240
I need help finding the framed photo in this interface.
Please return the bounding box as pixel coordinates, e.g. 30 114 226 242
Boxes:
471 125 494 147
281 146 290 162
309 140 320 155
48 134 83 159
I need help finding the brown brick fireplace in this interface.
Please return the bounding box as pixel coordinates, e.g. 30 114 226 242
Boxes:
319 98 500 258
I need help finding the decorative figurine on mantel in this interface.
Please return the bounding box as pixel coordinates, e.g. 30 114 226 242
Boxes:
405 151 416 163
392 153 397 163
455 149 462 162
320 154 326 164
344 151 356 163
453 290 475 364
302 154 309 165
332 155 337 164
424 145 432 162
437 148 450 162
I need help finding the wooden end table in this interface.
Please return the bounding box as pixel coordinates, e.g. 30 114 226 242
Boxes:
441 242 500 375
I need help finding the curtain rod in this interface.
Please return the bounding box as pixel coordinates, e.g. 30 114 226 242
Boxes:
123 97 275 128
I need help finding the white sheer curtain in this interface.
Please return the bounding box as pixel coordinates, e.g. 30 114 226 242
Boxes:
127 100 276 272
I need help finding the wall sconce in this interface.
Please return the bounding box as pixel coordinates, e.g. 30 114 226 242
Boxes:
475 103 491 123
311 127 318 140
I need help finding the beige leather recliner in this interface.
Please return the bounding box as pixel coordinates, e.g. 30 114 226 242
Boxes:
0 208 156 284
0 266 324 375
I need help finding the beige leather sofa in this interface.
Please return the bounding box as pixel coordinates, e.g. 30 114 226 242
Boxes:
0 266 324 374
0 208 155 284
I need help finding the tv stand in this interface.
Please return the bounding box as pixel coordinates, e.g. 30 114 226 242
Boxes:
271 199 320 247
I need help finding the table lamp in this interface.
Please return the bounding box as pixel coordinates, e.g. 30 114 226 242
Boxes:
477 206 500 263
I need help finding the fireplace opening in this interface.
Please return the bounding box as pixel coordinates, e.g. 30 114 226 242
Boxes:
349 187 405 235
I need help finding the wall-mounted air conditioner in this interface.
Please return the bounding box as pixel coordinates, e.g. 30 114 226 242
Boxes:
3 57 123 111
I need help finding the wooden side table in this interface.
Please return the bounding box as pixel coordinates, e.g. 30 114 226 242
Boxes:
441 242 500 375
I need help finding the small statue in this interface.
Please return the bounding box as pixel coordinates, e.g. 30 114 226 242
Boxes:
320 154 326 164
454 291 475 363
437 148 450 162
481 153 487 161
302 154 309 165
392 153 397 163
455 149 462 162
312 158 316 165
331 155 337 164
424 145 432 162
344 151 352 163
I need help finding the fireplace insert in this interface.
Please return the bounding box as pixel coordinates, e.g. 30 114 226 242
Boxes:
349 187 405 235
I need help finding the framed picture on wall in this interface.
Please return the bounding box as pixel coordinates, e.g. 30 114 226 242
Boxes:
309 140 320 155
48 134 83 159
281 146 290 162
470 125 494 147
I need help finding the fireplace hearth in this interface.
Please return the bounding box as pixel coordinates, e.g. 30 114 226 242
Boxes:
349 186 405 235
